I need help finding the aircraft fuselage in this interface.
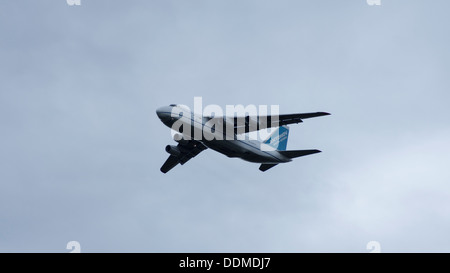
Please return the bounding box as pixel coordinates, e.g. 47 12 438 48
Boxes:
156 105 291 164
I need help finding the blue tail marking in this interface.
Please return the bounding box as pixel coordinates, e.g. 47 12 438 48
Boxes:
263 125 289 151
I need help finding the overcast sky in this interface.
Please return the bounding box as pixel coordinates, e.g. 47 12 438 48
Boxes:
1 0 449 252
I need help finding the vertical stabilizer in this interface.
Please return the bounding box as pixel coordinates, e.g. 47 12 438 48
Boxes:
263 125 289 151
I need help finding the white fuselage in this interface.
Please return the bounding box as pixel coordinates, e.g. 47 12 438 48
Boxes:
157 105 291 164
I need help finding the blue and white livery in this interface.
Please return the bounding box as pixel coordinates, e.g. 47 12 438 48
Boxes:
156 105 330 173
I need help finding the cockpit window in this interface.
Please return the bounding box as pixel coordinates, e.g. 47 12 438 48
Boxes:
169 104 177 107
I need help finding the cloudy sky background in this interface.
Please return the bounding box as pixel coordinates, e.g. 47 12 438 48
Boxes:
1 0 449 252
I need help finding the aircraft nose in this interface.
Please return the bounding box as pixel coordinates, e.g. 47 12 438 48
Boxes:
156 106 172 120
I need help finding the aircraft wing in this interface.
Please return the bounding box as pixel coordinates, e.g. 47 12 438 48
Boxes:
232 112 330 134
160 140 207 173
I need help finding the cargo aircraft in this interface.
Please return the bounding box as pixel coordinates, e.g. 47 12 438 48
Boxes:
156 104 329 173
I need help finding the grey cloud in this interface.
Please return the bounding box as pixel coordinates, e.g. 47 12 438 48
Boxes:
0 0 449 252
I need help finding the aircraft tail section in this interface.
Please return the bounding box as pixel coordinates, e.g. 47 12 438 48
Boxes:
259 163 278 172
258 149 321 172
278 149 321 159
263 125 289 151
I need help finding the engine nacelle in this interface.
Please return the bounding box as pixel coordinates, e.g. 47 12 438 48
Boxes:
173 133 190 145
165 145 181 156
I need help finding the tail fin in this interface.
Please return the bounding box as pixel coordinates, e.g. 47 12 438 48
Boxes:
263 126 289 151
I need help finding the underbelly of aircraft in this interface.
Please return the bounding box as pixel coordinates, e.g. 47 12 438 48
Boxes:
203 140 282 164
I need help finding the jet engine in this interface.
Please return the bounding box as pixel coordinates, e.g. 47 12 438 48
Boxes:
165 145 181 156
173 133 189 145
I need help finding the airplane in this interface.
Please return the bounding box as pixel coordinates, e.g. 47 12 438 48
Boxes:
156 104 330 173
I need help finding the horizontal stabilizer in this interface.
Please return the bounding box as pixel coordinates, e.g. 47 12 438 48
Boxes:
259 163 278 172
278 149 321 159
293 112 330 119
